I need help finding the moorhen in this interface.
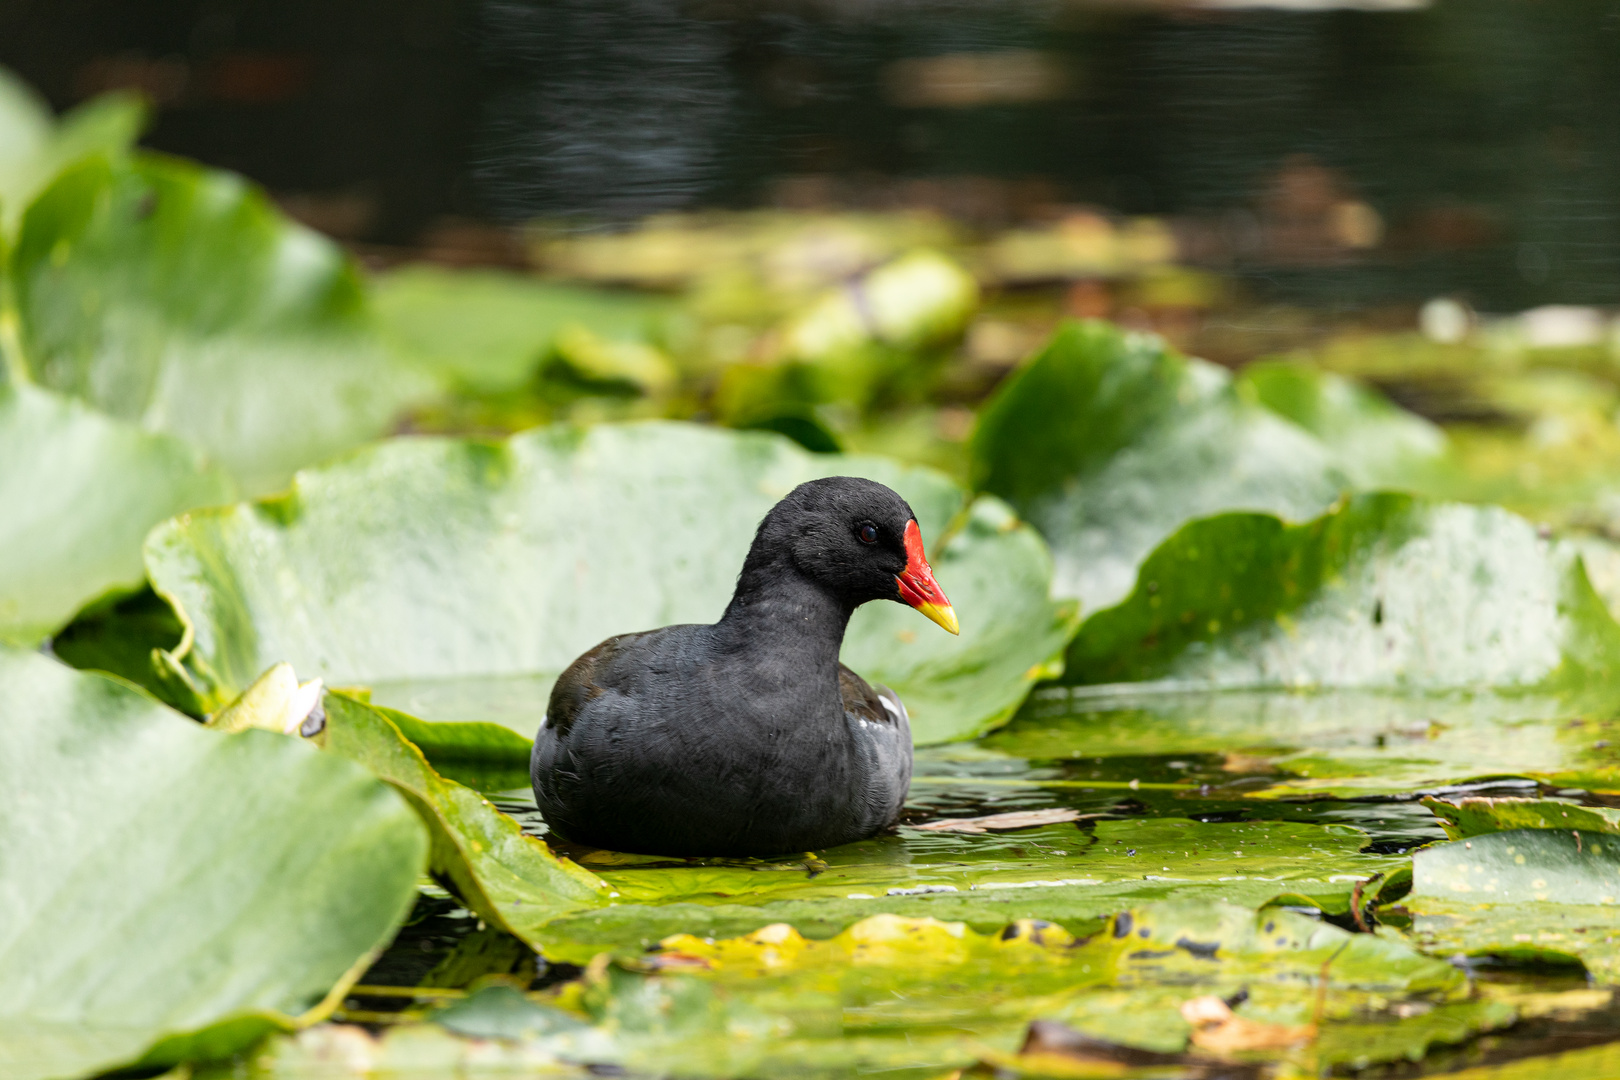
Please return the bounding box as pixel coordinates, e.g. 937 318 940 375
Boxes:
531 476 958 857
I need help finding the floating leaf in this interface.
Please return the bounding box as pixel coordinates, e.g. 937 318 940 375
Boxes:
1422 797 1620 841
317 692 609 944
11 154 438 494
0 380 232 646
970 320 1345 610
145 421 1073 745
1403 896 1620 984
641 903 1465 1073
0 647 427 1080
371 265 673 393
1064 492 1620 690
534 815 1403 962
1413 829 1620 905
1401 831 1620 983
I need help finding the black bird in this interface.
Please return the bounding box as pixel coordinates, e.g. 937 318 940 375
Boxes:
531 476 958 857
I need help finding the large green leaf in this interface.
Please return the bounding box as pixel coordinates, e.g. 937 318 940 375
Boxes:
536 815 1403 962
10 154 437 495
0 69 143 233
0 647 427 1080
1064 492 1620 689
318 692 609 943
145 421 1074 745
1422 796 1620 840
371 264 673 392
969 320 1346 611
0 380 232 646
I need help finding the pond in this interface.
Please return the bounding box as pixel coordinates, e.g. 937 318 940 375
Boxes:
10 5 1620 1077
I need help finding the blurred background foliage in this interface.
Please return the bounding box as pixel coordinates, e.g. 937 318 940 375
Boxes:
10 0 1620 515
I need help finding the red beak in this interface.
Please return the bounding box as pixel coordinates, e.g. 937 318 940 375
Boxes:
896 519 959 635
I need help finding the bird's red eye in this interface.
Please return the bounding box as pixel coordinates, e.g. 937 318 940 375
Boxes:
858 523 879 544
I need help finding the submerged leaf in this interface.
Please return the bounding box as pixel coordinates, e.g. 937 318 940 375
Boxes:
11 154 437 494
0 647 427 1080
1064 492 1620 690
970 320 1345 610
318 693 609 943
145 421 1072 745
0 380 232 646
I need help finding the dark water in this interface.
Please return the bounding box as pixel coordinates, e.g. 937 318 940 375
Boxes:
8 0 1620 311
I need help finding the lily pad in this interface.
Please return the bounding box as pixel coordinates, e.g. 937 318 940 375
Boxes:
1064 492 1620 690
0 70 143 232
317 692 609 944
0 647 427 1080
1422 797 1620 841
534 815 1403 962
10 154 438 494
371 265 673 392
0 379 232 645
1413 829 1620 905
643 903 1468 1073
969 319 1345 611
145 421 1074 745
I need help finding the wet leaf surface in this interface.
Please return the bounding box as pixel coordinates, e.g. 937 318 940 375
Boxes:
0 380 232 645
11 154 438 494
1423 796 1620 840
0 647 427 1080
146 421 1073 745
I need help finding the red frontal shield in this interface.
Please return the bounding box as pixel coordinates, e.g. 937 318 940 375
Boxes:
895 519 958 635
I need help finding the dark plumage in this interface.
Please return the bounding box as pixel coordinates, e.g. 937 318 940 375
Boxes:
531 476 958 857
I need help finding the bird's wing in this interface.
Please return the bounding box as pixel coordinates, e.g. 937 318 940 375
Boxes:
838 663 907 727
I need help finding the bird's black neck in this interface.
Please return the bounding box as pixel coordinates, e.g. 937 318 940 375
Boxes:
716 550 851 671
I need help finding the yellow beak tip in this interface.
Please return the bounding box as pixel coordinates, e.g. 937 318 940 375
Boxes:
917 602 960 636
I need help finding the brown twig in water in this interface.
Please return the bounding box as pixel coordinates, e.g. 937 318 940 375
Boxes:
1349 871 1385 933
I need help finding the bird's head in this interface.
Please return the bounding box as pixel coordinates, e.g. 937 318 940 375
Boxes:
769 476 958 634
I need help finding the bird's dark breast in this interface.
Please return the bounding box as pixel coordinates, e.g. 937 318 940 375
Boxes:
532 634 910 857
